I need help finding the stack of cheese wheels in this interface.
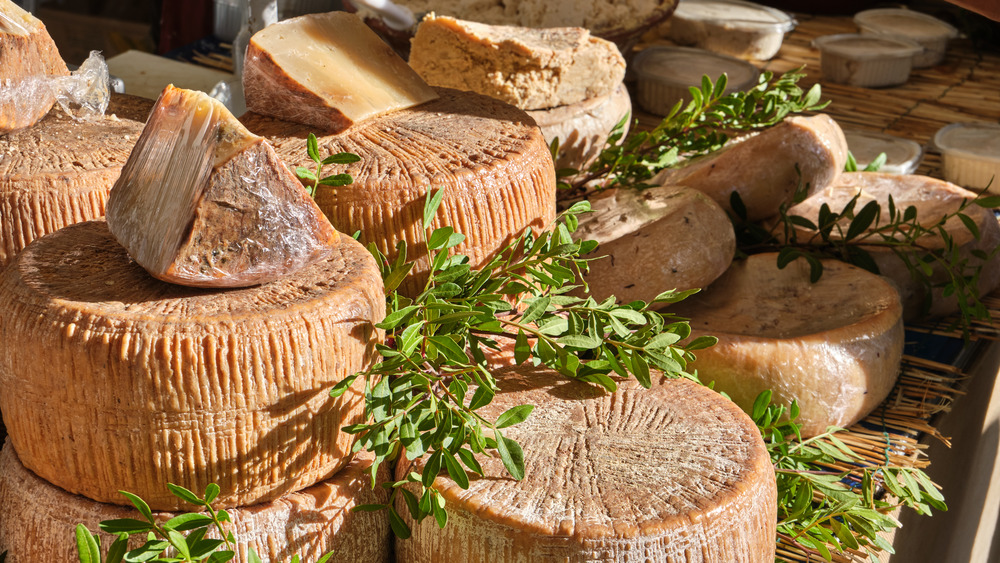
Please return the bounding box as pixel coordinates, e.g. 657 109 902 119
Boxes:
0 93 153 268
669 252 905 438
0 220 385 511
408 15 631 177
395 348 777 562
0 440 392 562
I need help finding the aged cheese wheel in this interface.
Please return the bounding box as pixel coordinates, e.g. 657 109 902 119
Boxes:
786 172 1000 320
0 441 392 563
242 87 556 296
0 220 384 510
670 253 904 437
527 82 631 174
395 351 777 562
0 0 70 132
106 85 339 288
410 15 626 111
0 93 152 268
653 114 848 221
574 185 735 303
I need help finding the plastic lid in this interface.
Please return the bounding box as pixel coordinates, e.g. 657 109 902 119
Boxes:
673 0 795 32
854 8 959 41
843 129 923 175
631 46 760 90
933 122 1000 159
813 33 923 59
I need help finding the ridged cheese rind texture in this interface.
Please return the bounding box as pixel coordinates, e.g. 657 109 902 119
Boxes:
243 11 438 134
574 185 735 304
0 93 153 268
0 221 385 510
242 87 556 296
670 253 904 437
654 114 849 221
395 349 777 562
410 15 626 111
0 0 70 132
0 441 392 563
786 172 1000 320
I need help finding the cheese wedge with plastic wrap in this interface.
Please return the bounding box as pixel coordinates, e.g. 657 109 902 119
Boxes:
243 11 439 133
105 85 339 288
670 253 904 438
0 0 70 132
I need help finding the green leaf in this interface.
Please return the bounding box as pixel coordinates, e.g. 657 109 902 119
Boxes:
514 330 530 365
99 518 154 534
204 483 220 505
423 188 446 227
164 513 214 532
845 200 880 240
75 525 101 563
494 430 526 481
306 132 321 164
119 491 153 522
495 404 534 429
295 166 317 182
166 483 203 506
106 534 129 563
330 374 360 398
389 507 412 539
520 296 551 324
318 173 354 186
631 352 651 388
442 450 470 489
322 151 361 165
558 333 601 350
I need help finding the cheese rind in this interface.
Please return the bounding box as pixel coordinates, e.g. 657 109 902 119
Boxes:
106 85 339 288
243 11 438 133
654 114 848 221
0 442 392 562
574 185 735 303
670 253 904 437
0 221 384 510
396 346 777 562
410 15 626 111
0 0 69 132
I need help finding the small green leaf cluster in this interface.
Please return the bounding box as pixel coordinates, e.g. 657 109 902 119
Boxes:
293 133 360 196
74 485 331 563
339 189 713 538
753 392 946 562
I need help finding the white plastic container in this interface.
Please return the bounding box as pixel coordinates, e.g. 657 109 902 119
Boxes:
813 33 922 88
855 8 958 68
933 122 1000 191
843 129 924 175
667 0 795 61
631 46 760 116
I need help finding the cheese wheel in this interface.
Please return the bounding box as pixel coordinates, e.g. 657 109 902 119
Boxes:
786 172 1000 320
670 253 904 437
0 441 392 563
242 87 556 296
0 93 153 268
395 352 777 562
574 184 735 303
0 220 385 510
653 114 848 221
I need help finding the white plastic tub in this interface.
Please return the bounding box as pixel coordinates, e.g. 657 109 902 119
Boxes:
631 46 760 116
667 0 795 60
933 122 1000 192
813 33 922 88
843 129 924 175
855 8 958 68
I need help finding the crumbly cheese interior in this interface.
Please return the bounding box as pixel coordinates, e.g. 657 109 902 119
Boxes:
0 0 36 36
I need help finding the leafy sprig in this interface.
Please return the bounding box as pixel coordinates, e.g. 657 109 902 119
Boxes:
294 133 359 196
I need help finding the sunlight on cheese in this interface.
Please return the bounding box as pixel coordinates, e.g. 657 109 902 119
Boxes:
0 0 69 132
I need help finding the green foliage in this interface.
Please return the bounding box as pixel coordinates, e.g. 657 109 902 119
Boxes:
293 132 360 197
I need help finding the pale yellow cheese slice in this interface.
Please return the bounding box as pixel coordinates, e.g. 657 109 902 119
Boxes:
0 220 384 510
0 0 69 133
242 11 439 134
0 442 392 562
670 253 904 437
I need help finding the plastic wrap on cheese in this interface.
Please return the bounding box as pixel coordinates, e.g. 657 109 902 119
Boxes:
106 85 340 288
0 50 110 133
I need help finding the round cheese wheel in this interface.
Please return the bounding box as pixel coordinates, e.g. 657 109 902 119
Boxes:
574 184 735 304
395 351 776 562
0 94 153 268
0 441 392 563
241 87 556 296
0 220 385 510
670 252 904 437
786 172 1000 320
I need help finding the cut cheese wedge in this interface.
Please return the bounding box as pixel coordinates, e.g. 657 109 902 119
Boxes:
409 15 626 111
106 85 339 288
395 346 777 562
0 0 69 133
0 220 384 510
0 441 392 563
0 93 153 268
654 114 849 221
574 185 735 304
243 11 439 134
669 253 904 437
242 87 556 297
785 172 1000 320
